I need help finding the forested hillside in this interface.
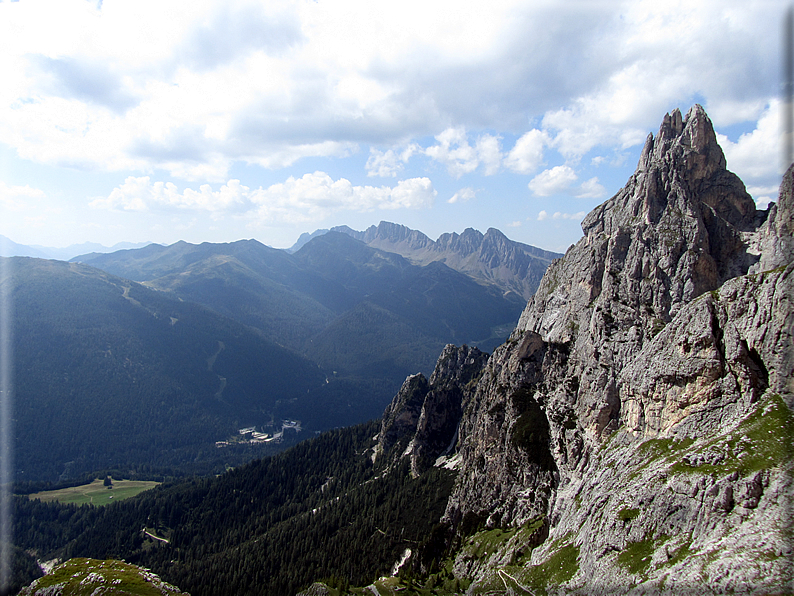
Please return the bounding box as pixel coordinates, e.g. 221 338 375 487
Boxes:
7 258 328 482
73 232 525 432
14 421 456 596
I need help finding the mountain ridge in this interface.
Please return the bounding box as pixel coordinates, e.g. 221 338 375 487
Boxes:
304 221 562 299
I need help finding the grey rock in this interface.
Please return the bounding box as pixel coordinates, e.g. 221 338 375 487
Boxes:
383 105 793 594
375 344 488 475
750 163 794 273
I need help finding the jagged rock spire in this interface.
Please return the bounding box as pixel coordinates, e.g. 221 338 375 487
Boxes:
521 105 758 349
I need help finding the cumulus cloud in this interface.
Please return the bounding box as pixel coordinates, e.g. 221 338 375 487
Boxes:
552 211 587 220
475 134 502 176
576 177 607 199
92 176 251 213
424 129 506 177
528 166 607 199
717 101 783 201
448 187 476 204
0 0 779 184
93 172 436 223
504 129 548 174
528 166 579 196
425 128 479 178
536 210 587 223
366 144 420 177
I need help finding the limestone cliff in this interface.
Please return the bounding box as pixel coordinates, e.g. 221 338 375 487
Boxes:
381 105 793 594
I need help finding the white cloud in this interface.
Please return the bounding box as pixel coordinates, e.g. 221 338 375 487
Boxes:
421 128 521 177
0 0 779 184
552 211 587 221
717 101 783 200
93 172 436 223
0 181 46 211
91 176 249 212
537 209 585 222
576 177 607 199
528 166 608 199
528 165 579 197
475 134 502 176
504 129 548 174
507 220 521 228
366 144 420 177
425 128 479 178
448 187 476 204
425 128 508 178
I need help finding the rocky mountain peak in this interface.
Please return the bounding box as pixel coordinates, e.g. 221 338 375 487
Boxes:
376 344 488 475
408 105 794 592
640 105 725 176
524 106 758 357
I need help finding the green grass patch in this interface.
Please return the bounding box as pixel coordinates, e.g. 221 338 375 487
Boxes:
617 536 655 576
617 507 640 522
637 436 695 460
462 516 547 565
634 394 793 480
669 393 794 476
27 479 160 506
510 541 580 596
463 527 517 560
663 540 692 567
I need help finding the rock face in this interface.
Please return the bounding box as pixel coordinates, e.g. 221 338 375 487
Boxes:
382 106 793 593
332 221 561 299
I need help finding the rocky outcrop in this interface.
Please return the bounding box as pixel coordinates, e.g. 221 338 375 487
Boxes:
332 221 561 299
376 345 488 476
20 558 190 595
382 105 792 593
750 163 794 273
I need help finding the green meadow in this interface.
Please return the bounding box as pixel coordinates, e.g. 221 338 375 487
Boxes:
27 479 160 506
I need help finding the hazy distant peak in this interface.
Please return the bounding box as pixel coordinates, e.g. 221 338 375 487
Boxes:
320 221 561 299
1 236 155 261
286 228 330 253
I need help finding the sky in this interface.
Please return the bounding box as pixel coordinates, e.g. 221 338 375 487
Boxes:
0 0 788 253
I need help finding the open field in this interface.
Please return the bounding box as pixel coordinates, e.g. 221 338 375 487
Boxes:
26 479 160 506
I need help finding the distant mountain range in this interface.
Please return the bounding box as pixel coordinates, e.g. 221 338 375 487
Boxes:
291 222 562 299
6 224 551 482
0 234 152 261
8 257 328 482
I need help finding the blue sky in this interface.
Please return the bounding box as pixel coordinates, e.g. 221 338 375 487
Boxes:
0 0 787 253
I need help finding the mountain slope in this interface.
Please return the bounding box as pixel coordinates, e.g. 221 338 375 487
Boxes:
73 233 525 422
6 257 328 482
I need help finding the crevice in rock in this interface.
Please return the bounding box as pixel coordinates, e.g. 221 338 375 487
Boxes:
708 302 726 364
